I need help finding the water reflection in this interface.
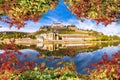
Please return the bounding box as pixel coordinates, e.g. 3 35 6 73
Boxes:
37 43 93 51
0 42 120 74
35 42 120 56
73 45 120 74
15 44 120 74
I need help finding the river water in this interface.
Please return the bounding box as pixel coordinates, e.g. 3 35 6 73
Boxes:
0 42 120 74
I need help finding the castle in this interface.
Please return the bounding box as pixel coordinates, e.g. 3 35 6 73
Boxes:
36 23 95 42
51 22 64 29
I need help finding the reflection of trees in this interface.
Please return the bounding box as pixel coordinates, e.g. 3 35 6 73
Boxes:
35 42 120 57
0 41 119 57
0 42 119 57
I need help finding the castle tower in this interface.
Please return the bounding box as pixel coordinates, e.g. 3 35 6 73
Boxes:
51 22 64 29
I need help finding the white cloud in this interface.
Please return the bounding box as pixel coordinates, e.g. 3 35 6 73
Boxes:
47 16 59 22
96 23 120 36
0 21 41 32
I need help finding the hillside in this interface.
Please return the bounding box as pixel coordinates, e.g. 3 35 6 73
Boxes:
35 25 104 37
34 25 120 41
0 31 36 40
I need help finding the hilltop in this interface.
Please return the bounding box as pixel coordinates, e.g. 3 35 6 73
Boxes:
35 23 103 37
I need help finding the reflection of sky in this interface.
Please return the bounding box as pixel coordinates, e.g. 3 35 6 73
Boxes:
0 50 4 53
0 1 120 35
73 45 120 74
1 45 119 74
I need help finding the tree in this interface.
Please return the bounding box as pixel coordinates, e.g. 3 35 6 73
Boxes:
65 0 120 26
0 0 119 29
0 0 58 29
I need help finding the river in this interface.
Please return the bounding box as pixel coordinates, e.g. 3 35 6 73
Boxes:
0 42 120 74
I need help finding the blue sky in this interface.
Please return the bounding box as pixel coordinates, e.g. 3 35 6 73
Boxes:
0 1 120 36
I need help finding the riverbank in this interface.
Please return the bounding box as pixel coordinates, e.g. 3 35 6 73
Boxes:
0 38 120 45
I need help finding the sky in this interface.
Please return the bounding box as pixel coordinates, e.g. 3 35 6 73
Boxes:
0 1 120 36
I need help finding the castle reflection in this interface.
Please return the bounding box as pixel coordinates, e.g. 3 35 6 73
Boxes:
37 43 94 51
